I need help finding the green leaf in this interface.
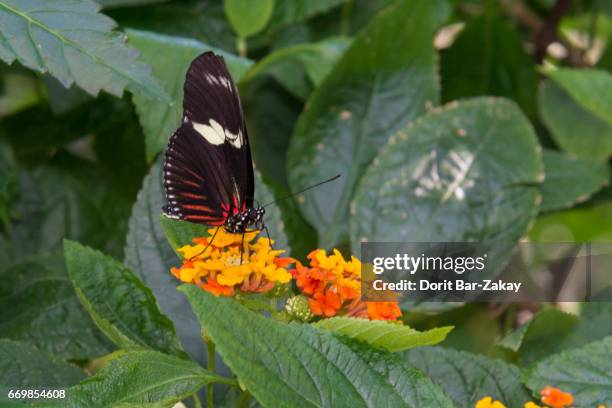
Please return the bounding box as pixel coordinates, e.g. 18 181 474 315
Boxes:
268 0 344 26
540 149 609 212
253 171 290 251
66 351 221 408
405 346 531 408
242 77 301 186
514 302 612 366
539 80 612 161
43 75 91 115
314 317 452 352
351 97 543 246
526 337 612 406
123 158 204 361
0 0 169 101
545 68 612 126
0 151 136 263
288 0 439 247
160 216 208 255
0 252 110 360
225 0 275 38
0 136 17 226
128 29 252 161
96 0 167 9
0 66 42 117
496 308 578 353
181 286 454 408
441 14 537 117
0 339 84 402
240 37 350 100
110 1 235 51
530 201 612 242
258 179 318 259
63 240 184 356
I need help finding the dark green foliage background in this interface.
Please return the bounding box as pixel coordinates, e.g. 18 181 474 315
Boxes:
0 0 611 407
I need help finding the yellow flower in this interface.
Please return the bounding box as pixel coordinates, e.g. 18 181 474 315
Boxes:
177 243 208 261
524 403 542 408
475 396 506 408
171 228 294 296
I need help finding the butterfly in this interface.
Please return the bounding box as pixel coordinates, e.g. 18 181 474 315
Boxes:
162 51 265 235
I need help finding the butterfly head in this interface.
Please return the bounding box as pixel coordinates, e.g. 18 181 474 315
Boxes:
223 206 265 233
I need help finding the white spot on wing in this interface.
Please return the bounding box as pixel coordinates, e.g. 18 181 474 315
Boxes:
191 119 244 148
192 119 225 145
205 73 232 90
205 73 219 85
226 128 243 149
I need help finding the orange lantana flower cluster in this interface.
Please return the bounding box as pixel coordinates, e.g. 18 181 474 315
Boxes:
171 228 293 296
290 249 402 321
476 386 577 408
539 386 574 408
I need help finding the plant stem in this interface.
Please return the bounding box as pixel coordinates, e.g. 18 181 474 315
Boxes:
207 338 216 408
588 0 599 52
340 0 353 36
192 394 202 408
236 390 251 408
237 37 247 58
269 297 276 311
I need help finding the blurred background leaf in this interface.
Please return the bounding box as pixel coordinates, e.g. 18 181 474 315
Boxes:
288 0 440 248
240 37 350 100
97 0 168 9
110 0 236 51
440 11 538 117
539 149 609 212
544 69 612 125
225 0 275 39
539 80 612 160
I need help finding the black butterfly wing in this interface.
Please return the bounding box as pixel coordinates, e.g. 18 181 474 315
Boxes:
163 52 254 225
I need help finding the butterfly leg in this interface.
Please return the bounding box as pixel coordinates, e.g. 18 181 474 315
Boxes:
239 231 246 265
188 225 220 262
263 225 274 250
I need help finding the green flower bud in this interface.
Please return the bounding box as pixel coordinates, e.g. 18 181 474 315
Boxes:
285 295 313 322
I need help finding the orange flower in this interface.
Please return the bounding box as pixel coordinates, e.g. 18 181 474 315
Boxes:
367 302 402 321
290 248 402 321
540 386 574 408
171 228 294 296
308 290 342 317
199 277 234 297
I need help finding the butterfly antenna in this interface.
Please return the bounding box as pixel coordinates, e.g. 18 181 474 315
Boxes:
263 174 341 207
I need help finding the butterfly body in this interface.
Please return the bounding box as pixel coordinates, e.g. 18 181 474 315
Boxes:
224 206 265 233
162 51 262 235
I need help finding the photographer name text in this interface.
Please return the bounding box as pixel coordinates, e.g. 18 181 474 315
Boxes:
372 279 522 293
